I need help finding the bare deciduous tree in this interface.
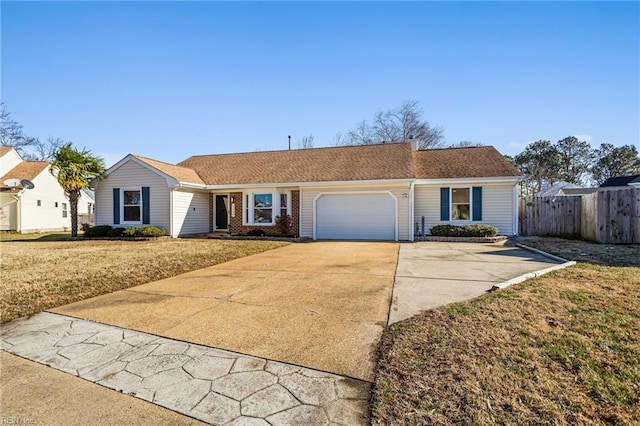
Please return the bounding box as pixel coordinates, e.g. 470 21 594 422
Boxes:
1 103 38 154
330 131 349 146
347 120 375 146
449 140 484 148
335 101 444 149
1 103 62 161
297 134 315 149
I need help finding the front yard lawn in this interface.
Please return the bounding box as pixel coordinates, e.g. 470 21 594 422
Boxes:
0 239 288 323
372 239 640 425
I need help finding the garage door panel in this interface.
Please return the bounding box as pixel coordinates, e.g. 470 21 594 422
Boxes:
316 193 396 240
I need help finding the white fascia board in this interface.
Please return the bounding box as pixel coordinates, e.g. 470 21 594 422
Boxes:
173 182 208 190
97 154 180 188
415 176 521 185
203 178 415 191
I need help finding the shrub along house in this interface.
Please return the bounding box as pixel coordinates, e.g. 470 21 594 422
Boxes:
92 143 520 240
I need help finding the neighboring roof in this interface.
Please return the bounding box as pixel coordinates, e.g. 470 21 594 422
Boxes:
600 175 640 187
0 161 49 189
560 188 599 196
538 181 580 197
132 155 205 185
0 146 14 156
178 143 415 185
82 188 96 201
412 146 520 179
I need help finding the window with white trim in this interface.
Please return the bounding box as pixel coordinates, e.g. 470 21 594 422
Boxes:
62 203 68 218
123 189 142 223
253 193 273 224
244 191 290 225
451 188 470 220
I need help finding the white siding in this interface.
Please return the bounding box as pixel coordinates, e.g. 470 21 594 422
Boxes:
0 149 23 177
414 183 516 236
172 189 210 237
95 159 171 233
19 167 72 232
0 193 17 231
300 183 411 240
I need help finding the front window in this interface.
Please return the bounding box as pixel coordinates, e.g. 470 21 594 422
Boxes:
123 190 141 222
253 193 273 224
62 203 68 218
243 191 290 225
451 188 470 220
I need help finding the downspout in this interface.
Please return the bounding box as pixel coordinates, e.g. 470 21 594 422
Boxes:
169 187 175 238
12 190 25 232
409 181 415 241
298 189 303 238
513 184 519 236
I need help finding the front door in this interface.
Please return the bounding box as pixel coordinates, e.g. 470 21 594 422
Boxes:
215 195 229 230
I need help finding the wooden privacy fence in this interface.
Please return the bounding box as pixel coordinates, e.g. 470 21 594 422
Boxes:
519 188 640 244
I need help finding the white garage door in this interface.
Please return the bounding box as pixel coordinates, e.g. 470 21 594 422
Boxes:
315 193 396 240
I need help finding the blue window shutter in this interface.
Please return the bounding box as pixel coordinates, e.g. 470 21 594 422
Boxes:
113 188 120 224
440 187 450 221
142 187 150 224
472 187 482 221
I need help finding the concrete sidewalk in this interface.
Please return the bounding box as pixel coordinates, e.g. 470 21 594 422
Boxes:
1 351 204 425
1 312 370 425
388 241 562 324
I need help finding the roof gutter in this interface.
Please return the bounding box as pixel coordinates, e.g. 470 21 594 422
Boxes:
173 181 208 190
415 176 521 185
200 178 416 190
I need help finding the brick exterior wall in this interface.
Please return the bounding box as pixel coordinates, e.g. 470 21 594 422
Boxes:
290 190 300 237
226 190 300 237
228 192 243 234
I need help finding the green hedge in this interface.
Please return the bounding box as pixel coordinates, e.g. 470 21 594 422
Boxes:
83 225 113 238
430 224 499 237
83 225 166 238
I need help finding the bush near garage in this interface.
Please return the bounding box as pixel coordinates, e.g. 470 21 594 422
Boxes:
430 224 499 237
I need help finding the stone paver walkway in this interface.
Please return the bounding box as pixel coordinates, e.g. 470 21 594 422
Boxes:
1 312 370 425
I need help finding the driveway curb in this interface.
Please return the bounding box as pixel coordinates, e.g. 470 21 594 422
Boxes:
490 243 577 291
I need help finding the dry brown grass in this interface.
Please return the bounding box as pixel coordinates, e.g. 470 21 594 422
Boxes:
0 238 288 323
372 239 640 425
520 236 640 267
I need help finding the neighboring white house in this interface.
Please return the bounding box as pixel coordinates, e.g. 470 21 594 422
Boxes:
93 143 521 240
0 146 94 233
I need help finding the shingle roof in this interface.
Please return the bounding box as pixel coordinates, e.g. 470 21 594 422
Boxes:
178 143 415 185
600 175 640 187
412 146 520 179
133 155 205 185
0 146 14 156
0 161 49 189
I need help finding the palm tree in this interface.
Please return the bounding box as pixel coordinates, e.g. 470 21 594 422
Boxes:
50 143 105 237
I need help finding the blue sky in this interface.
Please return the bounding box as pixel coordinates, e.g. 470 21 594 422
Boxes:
2 1 638 167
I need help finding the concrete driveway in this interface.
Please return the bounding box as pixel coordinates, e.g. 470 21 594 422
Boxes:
51 242 398 382
388 241 562 324
3 240 568 425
